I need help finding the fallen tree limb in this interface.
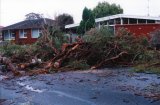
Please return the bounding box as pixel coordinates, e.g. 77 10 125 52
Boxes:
53 43 80 68
45 43 85 69
91 51 128 69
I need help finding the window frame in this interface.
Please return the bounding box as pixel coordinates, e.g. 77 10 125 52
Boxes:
19 29 27 38
3 31 10 40
31 29 40 38
10 31 16 40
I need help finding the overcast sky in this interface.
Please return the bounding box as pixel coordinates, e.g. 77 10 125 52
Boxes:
0 0 160 26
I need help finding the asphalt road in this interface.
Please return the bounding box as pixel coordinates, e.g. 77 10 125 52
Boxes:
0 68 160 105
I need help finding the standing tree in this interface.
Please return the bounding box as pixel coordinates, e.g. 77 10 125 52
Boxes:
93 1 123 18
55 13 74 31
25 12 43 20
77 7 95 34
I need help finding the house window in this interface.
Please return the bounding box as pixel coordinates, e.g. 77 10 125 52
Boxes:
3 31 10 40
32 29 40 38
129 18 137 24
11 32 16 40
10 30 16 40
123 18 129 24
138 19 146 24
148 20 156 23
19 30 27 38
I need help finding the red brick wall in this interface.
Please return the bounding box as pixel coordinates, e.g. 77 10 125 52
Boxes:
15 29 38 44
115 24 160 38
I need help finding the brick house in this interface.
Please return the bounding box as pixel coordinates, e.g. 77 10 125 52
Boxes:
65 14 160 37
2 18 55 44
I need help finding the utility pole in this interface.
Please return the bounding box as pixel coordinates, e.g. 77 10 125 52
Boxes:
147 0 150 16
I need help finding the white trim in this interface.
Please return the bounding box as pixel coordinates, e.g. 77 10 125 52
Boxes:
8 30 11 40
65 23 80 29
95 14 160 23
128 18 129 24
120 18 123 25
104 25 115 27
146 20 147 24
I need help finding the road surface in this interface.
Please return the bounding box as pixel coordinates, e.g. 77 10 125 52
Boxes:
0 68 160 105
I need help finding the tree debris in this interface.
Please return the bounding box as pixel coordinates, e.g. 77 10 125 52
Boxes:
0 55 21 76
0 27 160 76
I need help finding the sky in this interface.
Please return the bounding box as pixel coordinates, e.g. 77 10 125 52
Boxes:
0 0 160 26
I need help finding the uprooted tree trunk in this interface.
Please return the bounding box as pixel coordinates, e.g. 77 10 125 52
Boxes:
0 55 21 76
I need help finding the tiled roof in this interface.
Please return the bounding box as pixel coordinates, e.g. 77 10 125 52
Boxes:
2 18 55 30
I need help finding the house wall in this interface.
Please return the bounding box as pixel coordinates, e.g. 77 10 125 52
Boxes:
115 24 160 38
15 29 38 44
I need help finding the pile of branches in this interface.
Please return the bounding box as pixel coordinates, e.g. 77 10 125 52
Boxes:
46 41 129 70
1 27 159 76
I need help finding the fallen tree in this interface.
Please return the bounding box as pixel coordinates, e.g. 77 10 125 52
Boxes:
0 27 160 76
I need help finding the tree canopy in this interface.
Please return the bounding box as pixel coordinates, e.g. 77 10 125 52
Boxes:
77 7 95 34
55 13 74 31
93 1 123 18
25 13 43 20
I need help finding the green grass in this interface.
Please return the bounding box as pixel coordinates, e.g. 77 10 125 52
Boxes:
133 64 160 74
